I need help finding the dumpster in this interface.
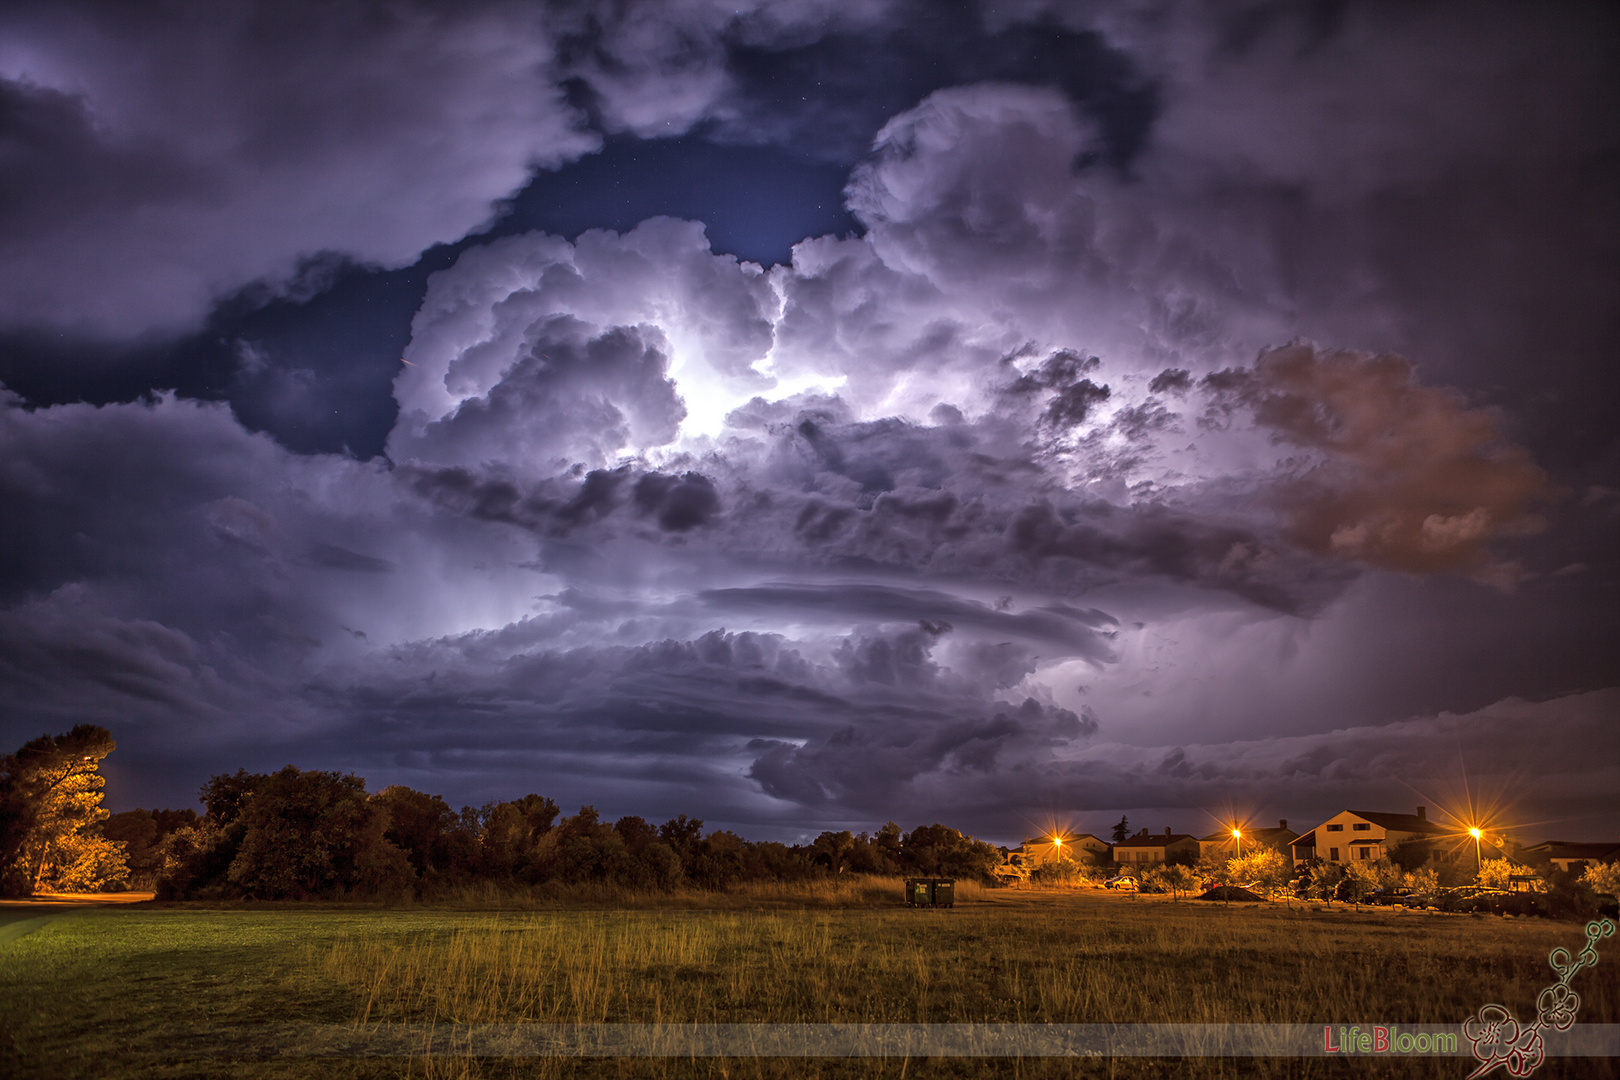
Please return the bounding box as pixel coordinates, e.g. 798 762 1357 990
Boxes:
905 877 956 907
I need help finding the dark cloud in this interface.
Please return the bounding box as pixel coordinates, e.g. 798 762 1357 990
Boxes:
0 0 599 338
1148 368 1191 395
633 472 721 532
710 1 1158 167
700 585 1115 660
0 1 1615 844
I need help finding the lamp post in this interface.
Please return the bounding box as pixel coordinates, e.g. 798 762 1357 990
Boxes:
1469 827 1483 880
1231 827 1243 860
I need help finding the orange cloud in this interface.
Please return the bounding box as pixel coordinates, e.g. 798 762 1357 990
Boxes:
1227 343 1549 580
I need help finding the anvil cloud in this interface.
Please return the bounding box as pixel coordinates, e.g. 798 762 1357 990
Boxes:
1 0 1615 843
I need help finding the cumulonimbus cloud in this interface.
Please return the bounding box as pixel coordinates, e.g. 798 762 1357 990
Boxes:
1 6 1613 836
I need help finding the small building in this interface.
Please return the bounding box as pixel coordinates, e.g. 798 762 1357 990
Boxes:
1197 820 1298 862
1113 827 1200 867
1020 831 1111 866
1521 841 1620 875
997 831 1111 882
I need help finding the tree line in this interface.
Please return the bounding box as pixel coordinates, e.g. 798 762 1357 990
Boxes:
0 727 1002 900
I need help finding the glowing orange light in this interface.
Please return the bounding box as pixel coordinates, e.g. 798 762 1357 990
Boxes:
1230 828 1242 839
1052 836 1062 847
1468 827 1482 839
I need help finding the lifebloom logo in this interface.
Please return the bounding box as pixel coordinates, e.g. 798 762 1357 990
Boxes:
1322 1026 1457 1056
1462 917 1614 1078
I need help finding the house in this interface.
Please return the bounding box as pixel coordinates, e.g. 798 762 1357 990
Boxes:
997 831 1111 881
1113 827 1200 867
1521 841 1620 875
1023 831 1111 866
1289 806 1492 869
1197 820 1298 862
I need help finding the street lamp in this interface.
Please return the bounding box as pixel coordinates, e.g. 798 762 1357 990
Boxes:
1468 827 1483 879
1231 826 1243 860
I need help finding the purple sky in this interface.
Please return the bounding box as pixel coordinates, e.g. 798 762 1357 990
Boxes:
1 0 1616 847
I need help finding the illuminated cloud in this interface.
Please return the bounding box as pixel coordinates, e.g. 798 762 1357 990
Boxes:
0 1 1614 841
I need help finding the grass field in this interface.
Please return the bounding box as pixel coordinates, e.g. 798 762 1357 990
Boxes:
1 882 1616 1079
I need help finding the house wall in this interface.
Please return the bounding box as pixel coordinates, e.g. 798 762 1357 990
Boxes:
1114 838 1198 865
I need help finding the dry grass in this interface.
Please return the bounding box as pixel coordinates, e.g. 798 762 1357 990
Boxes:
303 885 1620 1078
314 891 1604 1028
3 882 1615 1080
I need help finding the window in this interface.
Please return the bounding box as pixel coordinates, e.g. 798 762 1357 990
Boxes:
1326 824 1344 832
1329 847 1340 861
1358 848 1370 860
1353 823 1371 831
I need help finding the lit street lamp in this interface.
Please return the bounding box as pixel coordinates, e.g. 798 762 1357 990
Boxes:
1469 826 1483 879
1231 827 1243 860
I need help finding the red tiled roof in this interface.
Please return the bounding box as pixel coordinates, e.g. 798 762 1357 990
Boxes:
1345 811 1449 834
1198 827 1297 844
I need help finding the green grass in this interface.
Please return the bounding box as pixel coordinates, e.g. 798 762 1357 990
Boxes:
2 885 1616 1079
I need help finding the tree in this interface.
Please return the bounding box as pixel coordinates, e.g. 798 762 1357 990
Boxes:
1402 867 1440 903
101 806 200 889
1158 864 1198 900
200 768 263 826
0 726 128 896
810 830 856 873
1227 848 1291 899
1477 858 1520 890
374 785 459 880
1111 816 1130 845
1386 838 1435 874
900 824 1001 880
1341 856 1401 902
223 766 412 899
1302 858 1344 902
1581 861 1620 896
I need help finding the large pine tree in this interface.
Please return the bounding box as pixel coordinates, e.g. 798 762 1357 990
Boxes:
0 725 128 896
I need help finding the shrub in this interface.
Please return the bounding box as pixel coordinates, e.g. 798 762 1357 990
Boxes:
1402 867 1440 903
1302 859 1344 901
1341 856 1401 901
1581 861 1620 897
1226 849 1290 898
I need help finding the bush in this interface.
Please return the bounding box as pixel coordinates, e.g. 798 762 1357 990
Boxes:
1402 867 1440 904
1225 849 1291 898
1543 871 1601 921
1581 861 1620 897
1301 859 1344 901
1341 856 1402 902
1030 854 1107 886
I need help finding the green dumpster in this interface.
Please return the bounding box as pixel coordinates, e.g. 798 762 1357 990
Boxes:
905 877 956 907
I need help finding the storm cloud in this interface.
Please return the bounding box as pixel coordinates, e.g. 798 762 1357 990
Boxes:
0 0 1615 843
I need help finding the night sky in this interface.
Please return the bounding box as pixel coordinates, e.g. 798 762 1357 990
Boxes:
2 0 1616 846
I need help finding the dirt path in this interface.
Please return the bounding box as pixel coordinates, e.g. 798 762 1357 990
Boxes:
0 892 154 944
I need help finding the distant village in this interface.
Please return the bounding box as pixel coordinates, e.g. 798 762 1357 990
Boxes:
996 804 1620 892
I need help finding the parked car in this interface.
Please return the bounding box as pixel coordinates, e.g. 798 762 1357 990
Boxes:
1367 887 1417 907
1104 874 1139 891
